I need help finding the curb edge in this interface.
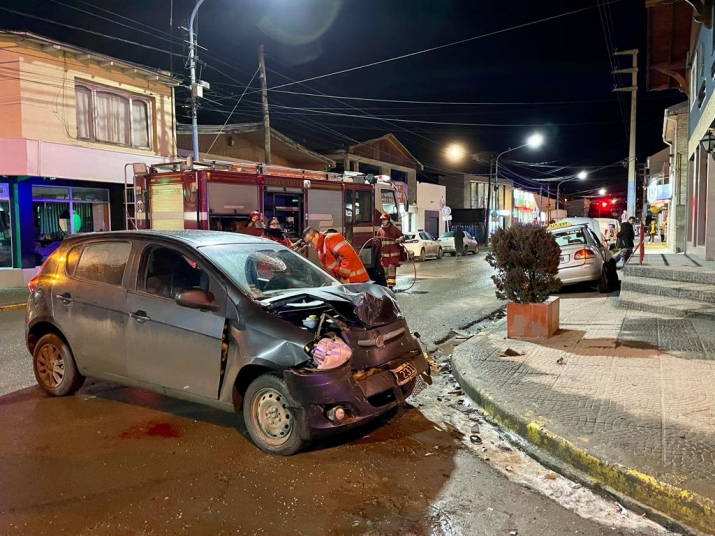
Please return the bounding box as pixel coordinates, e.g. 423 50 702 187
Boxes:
451 353 715 534
0 304 25 313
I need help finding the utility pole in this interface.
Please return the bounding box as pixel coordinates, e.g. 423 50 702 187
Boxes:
258 45 272 164
485 155 493 243
613 49 638 218
189 0 207 162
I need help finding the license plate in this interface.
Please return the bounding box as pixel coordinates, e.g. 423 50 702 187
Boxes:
391 361 418 386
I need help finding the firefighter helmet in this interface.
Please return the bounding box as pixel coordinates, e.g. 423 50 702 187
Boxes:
380 212 390 220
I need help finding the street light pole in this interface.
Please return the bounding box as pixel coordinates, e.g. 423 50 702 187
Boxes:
555 172 587 214
189 0 206 163
492 133 543 234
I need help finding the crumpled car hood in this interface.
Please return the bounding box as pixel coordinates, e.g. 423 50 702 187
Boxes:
261 283 402 328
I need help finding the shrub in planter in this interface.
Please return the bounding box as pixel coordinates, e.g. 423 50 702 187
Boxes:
485 223 562 338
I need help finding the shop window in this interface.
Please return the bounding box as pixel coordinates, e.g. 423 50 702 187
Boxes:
75 82 152 150
33 185 111 240
0 199 11 268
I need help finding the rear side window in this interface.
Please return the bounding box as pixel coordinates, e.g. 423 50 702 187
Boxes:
75 242 131 286
65 246 82 276
551 228 586 247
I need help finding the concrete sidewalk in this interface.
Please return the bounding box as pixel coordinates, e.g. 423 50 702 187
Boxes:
452 296 715 534
0 287 28 312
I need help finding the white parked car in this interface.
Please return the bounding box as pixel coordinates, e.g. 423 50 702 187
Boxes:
439 230 479 256
546 218 618 292
403 231 442 261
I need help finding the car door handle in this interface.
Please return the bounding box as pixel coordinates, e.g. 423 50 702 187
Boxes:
130 310 150 324
55 293 73 304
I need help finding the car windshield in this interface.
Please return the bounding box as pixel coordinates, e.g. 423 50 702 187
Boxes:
199 243 339 299
440 232 454 238
549 227 587 247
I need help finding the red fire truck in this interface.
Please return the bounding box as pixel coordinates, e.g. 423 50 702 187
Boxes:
128 160 404 273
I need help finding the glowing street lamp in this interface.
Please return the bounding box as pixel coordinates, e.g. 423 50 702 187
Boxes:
492 133 544 232
556 171 587 213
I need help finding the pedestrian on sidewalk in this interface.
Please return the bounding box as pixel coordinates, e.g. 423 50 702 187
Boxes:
454 226 465 257
648 220 656 243
660 219 667 243
613 216 636 266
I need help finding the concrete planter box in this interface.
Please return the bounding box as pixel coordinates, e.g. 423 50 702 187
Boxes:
506 296 560 339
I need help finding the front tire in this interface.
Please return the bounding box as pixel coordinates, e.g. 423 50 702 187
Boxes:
32 333 84 397
244 372 306 456
437 247 443 259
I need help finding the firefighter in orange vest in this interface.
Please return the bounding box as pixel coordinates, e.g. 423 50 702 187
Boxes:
376 212 404 289
302 227 369 284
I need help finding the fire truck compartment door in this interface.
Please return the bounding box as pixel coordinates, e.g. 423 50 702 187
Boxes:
307 190 343 230
150 183 184 230
207 183 259 214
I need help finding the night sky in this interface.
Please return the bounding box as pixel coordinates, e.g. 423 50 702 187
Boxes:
0 0 686 201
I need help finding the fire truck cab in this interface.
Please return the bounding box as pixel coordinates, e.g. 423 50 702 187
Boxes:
128 160 403 275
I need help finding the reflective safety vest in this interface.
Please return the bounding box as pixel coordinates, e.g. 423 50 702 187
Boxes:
317 232 369 283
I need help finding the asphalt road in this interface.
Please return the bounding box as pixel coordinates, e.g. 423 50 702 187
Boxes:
0 254 662 535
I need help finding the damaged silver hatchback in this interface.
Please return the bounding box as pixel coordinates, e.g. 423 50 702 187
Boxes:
25 230 429 455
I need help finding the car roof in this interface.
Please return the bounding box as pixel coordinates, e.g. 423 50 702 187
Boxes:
547 218 601 235
60 230 269 248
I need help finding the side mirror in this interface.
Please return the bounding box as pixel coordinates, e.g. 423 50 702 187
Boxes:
176 288 219 311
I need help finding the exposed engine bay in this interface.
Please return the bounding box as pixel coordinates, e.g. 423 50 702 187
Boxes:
261 284 422 373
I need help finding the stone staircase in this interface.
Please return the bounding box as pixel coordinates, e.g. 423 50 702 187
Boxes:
618 256 715 319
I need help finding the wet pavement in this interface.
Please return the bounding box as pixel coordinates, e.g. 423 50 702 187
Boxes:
452 294 715 534
0 286 27 311
0 380 669 536
0 256 677 535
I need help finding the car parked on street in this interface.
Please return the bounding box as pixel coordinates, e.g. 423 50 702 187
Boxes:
439 230 480 256
25 230 429 456
402 230 442 261
546 218 617 293
594 217 620 251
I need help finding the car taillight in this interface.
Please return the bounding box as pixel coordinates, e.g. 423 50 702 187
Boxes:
27 274 40 294
28 258 50 293
574 249 596 260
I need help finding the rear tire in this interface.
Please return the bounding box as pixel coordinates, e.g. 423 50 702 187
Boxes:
32 333 84 397
244 372 306 456
417 248 426 262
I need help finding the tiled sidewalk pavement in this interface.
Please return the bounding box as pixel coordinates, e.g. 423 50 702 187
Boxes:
0 287 28 311
452 296 715 534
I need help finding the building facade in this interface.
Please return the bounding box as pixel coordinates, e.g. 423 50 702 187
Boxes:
0 31 178 285
661 101 689 250
646 0 715 258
